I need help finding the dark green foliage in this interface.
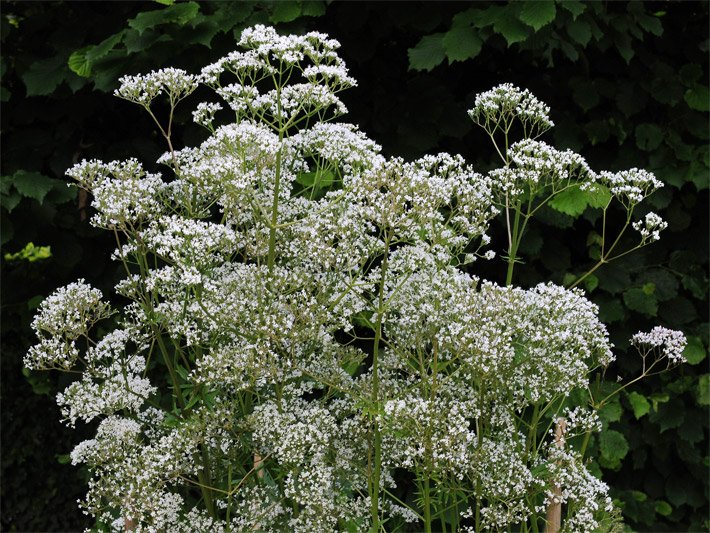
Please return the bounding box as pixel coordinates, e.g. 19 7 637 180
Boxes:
1 1 707 531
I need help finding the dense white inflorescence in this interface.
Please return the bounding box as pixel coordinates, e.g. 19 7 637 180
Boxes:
631 326 688 365
27 25 683 533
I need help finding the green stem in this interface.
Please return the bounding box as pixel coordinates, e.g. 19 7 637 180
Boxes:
506 203 522 286
267 132 284 274
370 234 391 532
423 475 432 533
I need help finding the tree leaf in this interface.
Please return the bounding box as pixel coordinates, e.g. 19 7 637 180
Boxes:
654 500 672 516
493 11 530 46
558 0 586 19
301 1 326 17
518 0 556 32
549 184 609 217
637 13 663 36
697 374 710 406
11 171 58 204
599 429 629 462
408 34 446 71
684 84 710 111
67 47 93 78
442 25 482 63
22 55 67 96
627 391 651 419
635 123 664 151
566 18 592 46
270 1 302 23
128 2 200 34
683 336 706 365
623 287 658 316
598 399 623 423
2 192 21 213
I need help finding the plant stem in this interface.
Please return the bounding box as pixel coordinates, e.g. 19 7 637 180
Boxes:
506 203 522 286
423 475 432 533
267 131 284 274
370 233 390 532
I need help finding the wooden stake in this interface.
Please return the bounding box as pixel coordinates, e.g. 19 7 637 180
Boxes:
545 417 567 533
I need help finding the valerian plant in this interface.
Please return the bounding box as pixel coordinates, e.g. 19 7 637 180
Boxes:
26 26 687 533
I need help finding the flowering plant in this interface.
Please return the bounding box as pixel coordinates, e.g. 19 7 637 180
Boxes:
27 26 686 533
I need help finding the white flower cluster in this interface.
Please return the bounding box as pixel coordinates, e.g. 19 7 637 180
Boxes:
563 406 603 436
631 326 687 365
29 25 677 533
632 211 668 243
468 83 554 137
115 67 198 106
26 280 112 370
200 24 351 125
192 101 222 129
66 158 165 228
599 167 664 206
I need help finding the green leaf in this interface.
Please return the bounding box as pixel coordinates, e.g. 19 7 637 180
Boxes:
683 336 706 365
56 454 71 465
518 0 556 31
493 11 530 46
549 184 610 217
4 242 52 263
627 391 651 419
27 295 45 310
649 392 669 412
559 0 586 19
301 1 326 17
270 1 302 23
679 63 703 87
442 25 482 63
615 32 635 64
637 269 678 302
1 191 21 213
566 19 592 46
697 374 710 406
549 186 588 217
654 500 672 516
635 123 663 151
583 183 612 209
155 0 175 5
67 47 93 78
599 429 629 462
684 85 710 111
408 34 446 71
584 274 598 292
637 14 663 36
22 55 67 96
629 490 648 502
11 171 58 204
123 29 171 54
650 397 685 432
598 399 623 424
128 2 200 34
0 216 13 245
597 296 625 323
623 287 658 316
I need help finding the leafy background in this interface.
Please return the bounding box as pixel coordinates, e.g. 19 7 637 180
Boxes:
1 1 707 531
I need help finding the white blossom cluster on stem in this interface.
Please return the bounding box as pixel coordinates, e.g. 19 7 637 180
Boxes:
26 25 685 533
